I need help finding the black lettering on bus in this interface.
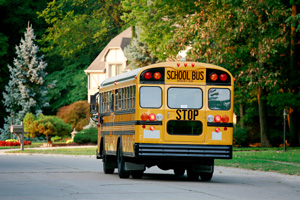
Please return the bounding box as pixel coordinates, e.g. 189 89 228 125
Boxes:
176 109 181 120
192 71 204 80
176 109 199 120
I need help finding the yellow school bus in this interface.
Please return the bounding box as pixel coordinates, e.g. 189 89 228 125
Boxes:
91 62 234 181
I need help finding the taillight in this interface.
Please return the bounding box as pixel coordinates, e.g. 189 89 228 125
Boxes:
141 113 149 121
150 126 155 131
210 73 218 81
215 128 220 132
149 113 156 121
221 115 229 123
220 74 227 81
153 72 161 80
214 115 222 123
144 72 152 79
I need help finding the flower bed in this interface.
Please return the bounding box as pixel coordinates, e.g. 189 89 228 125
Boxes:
0 140 31 146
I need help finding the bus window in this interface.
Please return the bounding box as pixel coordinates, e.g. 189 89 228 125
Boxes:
140 86 162 108
168 88 203 109
208 88 231 110
167 120 202 135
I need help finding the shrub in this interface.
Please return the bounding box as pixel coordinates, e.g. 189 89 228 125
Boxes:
57 101 91 131
74 127 97 144
51 136 62 143
24 113 72 143
233 125 248 147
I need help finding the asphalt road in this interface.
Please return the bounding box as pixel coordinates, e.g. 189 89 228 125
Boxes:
0 153 299 200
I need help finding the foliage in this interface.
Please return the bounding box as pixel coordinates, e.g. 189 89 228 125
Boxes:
0 0 49 134
0 24 51 139
56 100 91 131
124 27 158 69
73 127 97 144
233 125 248 147
38 0 126 113
51 136 61 143
122 0 300 146
24 113 71 143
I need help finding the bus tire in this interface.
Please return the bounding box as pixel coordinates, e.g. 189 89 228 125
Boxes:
103 154 115 174
174 168 185 176
131 170 144 179
187 169 199 181
200 172 213 181
117 145 130 179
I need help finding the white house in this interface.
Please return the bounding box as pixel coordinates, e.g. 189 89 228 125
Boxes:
84 27 132 102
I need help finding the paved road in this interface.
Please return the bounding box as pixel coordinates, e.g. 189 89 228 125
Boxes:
0 153 299 200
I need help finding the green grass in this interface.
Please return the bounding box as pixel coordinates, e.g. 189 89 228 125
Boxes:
216 149 300 175
7 147 97 155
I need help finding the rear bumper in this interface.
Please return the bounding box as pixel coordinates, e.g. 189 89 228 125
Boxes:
134 143 232 159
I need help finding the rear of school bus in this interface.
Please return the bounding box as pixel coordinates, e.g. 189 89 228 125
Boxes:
133 62 233 181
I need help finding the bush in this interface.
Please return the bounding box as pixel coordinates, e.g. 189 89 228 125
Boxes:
233 125 248 147
51 136 62 143
74 127 97 144
24 113 72 143
57 101 91 131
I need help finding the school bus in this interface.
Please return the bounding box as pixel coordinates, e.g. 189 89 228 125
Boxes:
90 62 234 181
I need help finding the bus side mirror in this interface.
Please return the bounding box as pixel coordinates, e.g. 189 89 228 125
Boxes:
91 114 103 124
90 93 99 114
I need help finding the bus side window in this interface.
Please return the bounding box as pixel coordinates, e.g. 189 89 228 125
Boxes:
110 93 114 112
118 88 122 110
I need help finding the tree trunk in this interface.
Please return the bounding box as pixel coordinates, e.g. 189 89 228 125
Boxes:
257 86 271 147
289 110 300 147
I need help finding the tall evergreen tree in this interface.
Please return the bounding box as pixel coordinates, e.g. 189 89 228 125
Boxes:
0 24 50 139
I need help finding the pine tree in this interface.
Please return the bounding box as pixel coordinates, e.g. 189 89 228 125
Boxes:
0 23 50 140
124 27 158 69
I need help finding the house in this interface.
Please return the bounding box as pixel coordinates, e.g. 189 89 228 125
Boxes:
84 27 132 103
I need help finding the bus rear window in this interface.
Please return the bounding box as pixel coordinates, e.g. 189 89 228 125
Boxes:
167 120 202 135
140 86 162 108
208 88 231 110
168 87 203 109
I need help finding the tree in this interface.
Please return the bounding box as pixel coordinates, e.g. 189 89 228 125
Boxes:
24 113 72 143
56 101 91 131
122 0 298 146
0 24 50 140
123 27 158 69
0 0 49 131
38 0 126 112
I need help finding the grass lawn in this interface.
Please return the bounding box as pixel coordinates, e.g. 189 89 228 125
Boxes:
216 148 300 176
6 147 97 155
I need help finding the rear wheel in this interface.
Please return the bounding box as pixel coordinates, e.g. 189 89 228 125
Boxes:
131 170 144 179
103 154 115 174
187 169 199 181
200 172 213 181
174 168 185 176
117 145 130 179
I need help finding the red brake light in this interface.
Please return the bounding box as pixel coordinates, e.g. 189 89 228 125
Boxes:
144 72 152 79
215 128 220 132
220 74 227 81
153 72 161 80
141 113 149 121
221 115 229 123
150 126 155 131
210 73 218 81
149 113 156 121
214 115 221 123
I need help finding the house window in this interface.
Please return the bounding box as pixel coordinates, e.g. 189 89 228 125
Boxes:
109 64 122 77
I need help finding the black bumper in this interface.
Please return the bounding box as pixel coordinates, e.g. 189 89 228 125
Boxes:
134 143 232 159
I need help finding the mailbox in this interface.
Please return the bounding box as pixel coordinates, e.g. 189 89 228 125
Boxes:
11 125 24 134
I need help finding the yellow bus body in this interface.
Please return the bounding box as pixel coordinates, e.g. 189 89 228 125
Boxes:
92 62 234 180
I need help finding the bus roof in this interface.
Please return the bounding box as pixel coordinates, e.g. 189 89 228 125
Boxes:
100 67 142 88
